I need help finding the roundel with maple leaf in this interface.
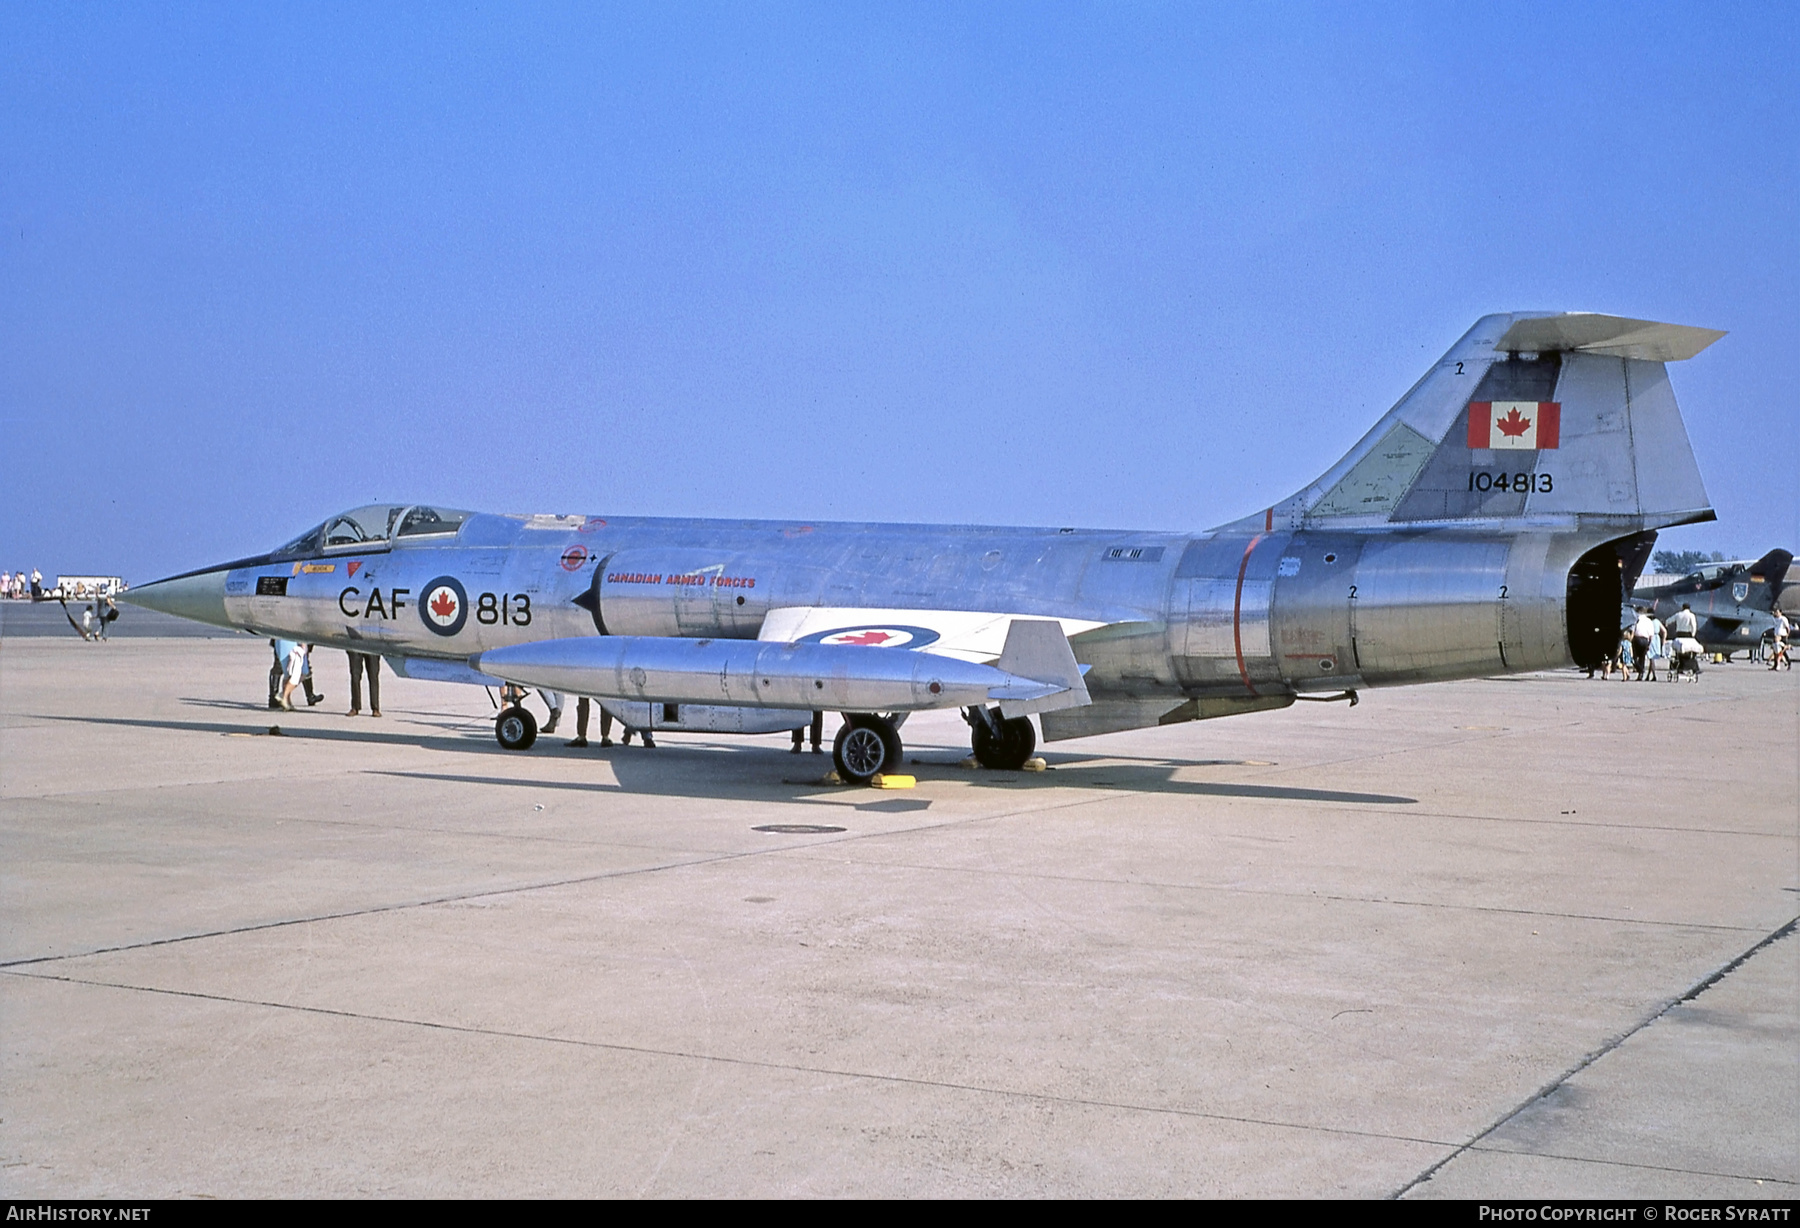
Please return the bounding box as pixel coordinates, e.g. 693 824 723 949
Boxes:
420 575 469 637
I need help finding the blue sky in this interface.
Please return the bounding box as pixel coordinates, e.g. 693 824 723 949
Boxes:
2 4 1794 579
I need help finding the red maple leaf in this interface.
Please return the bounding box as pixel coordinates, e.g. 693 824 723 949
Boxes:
836 630 894 645
430 590 458 619
1495 407 1533 438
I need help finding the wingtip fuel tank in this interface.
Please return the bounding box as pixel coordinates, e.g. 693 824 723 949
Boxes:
472 633 1077 716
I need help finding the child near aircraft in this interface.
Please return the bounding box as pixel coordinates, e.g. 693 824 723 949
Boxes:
277 642 325 711
1619 631 1634 680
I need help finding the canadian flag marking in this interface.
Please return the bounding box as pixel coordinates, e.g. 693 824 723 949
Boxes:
1467 401 1560 450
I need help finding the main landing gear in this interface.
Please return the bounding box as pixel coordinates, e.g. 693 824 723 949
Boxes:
495 705 538 751
832 713 903 785
966 705 1035 771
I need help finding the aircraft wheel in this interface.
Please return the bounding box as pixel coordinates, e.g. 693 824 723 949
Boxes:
495 705 538 751
971 713 1035 770
833 715 901 785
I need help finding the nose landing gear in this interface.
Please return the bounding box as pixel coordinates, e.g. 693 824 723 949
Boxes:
832 713 903 785
495 705 539 750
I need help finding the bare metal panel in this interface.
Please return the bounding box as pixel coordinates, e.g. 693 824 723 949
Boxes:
1268 533 1363 687
1620 359 1712 520
597 550 770 638
599 701 814 735
1066 620 1179 693
1521 354 1643 519
1171 534 1288 693
1310 423 1435 519
1348 536 1509 682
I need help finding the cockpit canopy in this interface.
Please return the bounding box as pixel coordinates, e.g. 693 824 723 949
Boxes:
273 504 474 559
1681 562 1748 589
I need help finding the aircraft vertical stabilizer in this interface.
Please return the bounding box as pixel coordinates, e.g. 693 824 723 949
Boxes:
1221 313 1722 535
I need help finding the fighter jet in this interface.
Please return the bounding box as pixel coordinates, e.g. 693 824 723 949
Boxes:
1633 549 1792 658
126 311 1724 783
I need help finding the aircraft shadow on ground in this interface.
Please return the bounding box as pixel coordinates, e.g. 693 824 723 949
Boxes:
372 752 1416 808
977 760 1418 805
178 696 491 733
364 765 934 811
31 713 1414 806
30 712 493 752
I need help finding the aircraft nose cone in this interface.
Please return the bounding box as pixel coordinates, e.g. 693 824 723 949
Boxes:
120 569 234 629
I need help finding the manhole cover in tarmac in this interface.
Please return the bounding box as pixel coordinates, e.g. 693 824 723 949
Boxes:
752 824 847 834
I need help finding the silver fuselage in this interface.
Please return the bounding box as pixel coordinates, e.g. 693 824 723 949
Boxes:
207 512 1602 707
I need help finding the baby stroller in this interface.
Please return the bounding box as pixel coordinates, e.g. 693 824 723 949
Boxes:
1669 636 1704 681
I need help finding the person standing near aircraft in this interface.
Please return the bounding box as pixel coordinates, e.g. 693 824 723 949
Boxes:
268 639 286 709
563 698 647 748
1630 609 1656 681
1669 603 1703 678
789 711 824 754
346 650 382 717
1606 626 1633 681
1771 611 1791 671
1670 602 1699 640
278 641 323 711
539 689 564 736
1650 611 1669 681
565 696 592 748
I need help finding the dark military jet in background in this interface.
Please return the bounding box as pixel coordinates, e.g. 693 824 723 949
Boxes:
1634 549 1792 659
126 311 1725 783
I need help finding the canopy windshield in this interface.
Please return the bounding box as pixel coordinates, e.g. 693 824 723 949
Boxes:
395 505 473 537
320 505 407 550
272 504 472 559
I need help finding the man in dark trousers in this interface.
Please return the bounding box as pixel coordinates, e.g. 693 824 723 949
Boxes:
566 696 598 748
347 650 382 717
789 710 825 754
563 698 654 748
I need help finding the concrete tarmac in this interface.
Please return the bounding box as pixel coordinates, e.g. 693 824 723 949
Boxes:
1 637 1793 1198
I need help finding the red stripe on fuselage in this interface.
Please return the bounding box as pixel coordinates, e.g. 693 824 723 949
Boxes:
1233 533 1265 696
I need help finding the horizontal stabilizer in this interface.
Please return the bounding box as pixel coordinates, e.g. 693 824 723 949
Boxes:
1495 314 1726 362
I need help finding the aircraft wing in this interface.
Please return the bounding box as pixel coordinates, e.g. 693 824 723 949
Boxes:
757 607 1097 715
758 606 1105 663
